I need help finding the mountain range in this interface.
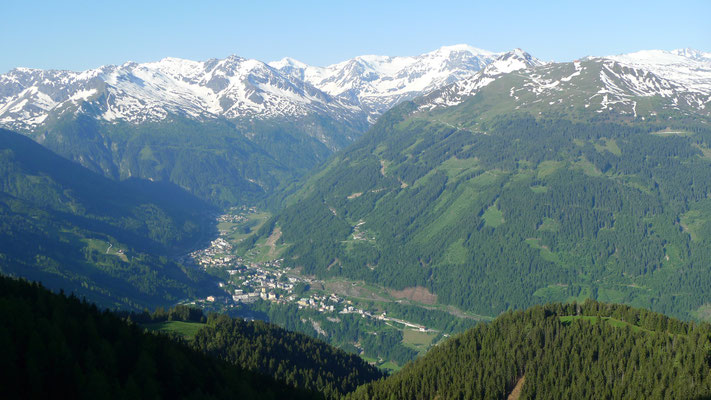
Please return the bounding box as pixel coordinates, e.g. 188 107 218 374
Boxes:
2 46 709 133
0 45 511 132
1 46 709 206
419 48 711 120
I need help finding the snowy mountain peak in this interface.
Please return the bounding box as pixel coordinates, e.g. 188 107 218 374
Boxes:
266 44 505 117
416 48 545 110
0 54 366 132
269 57 309 70
419 49 710 119
486 49 545 75
429 44 496 57
4 45 503 131
12 67 41 74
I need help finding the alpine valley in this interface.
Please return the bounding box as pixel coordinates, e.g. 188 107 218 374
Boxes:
248 46 711 318
4 43 711 399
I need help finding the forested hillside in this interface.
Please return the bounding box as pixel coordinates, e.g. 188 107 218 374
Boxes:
193 314 383 398
0 275 319 399
33 115 349 206
127 303 385 398
252 92 711 319
0 129 217 309
348 301 711 400
6 272 711 399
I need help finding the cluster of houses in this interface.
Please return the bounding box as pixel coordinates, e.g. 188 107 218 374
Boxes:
295 293 432 332
188 210 435 333
226 263 298 304
296 293 344 313
351 220 376 241
190 238 234 268
218 213 247 224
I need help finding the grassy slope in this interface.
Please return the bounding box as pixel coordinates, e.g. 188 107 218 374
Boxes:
143 320 205 339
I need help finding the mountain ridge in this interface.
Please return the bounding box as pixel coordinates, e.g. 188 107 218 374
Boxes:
2 46 708 134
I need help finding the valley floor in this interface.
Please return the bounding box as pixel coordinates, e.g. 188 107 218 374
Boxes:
174 206 487 370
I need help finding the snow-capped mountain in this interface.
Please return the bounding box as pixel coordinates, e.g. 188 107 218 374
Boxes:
0 56 364 132
270 44 501 119
1 46 710 136
605 48 711 94
418 48 546 110
0 45 510 133
417 48 711 118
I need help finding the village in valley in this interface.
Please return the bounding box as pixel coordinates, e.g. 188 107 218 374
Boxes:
182 207 435 333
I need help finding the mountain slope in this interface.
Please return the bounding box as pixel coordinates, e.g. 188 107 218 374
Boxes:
32 115 297 206
0 128 217 308
0 57 368 205
1 46 707 208
605 48 711 94
248 54 711 318
0 275 319 399
348 301 711 400
193 313 384 399
417 48 546 110
419 52 711 119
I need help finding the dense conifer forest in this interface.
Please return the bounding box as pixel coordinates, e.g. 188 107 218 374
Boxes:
6 273 711 399
0 275 382 399
193 314 383 398
0 275 320 399
348 301 711 400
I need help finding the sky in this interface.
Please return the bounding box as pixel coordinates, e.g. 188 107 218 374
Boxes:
2 0 709 73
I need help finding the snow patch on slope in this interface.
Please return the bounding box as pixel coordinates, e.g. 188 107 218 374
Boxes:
605 48 711 94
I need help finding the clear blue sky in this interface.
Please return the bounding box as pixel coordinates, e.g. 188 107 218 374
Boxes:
2 0 709 73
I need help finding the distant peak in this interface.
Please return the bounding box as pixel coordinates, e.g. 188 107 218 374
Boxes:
492 48 544 69
605 48 711 67
500 48 530 58
671 48 711 61
431 44 496 56
225 54 245 61
12 67 41 73
269 57 309 70
158 56 191 63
